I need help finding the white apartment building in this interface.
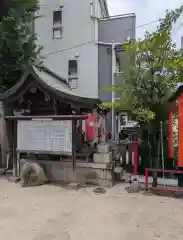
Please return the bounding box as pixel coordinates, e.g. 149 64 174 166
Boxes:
35 0 136 134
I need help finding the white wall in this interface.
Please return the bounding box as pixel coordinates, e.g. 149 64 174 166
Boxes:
35 0 104 98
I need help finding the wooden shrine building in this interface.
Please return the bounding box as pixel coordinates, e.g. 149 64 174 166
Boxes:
0 65 100 177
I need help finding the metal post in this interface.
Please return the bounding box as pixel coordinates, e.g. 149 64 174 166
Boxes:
133 141 138 176
72 120 76 180
145 168 149 190
160 121 165 179
112 43 116 141
17 152 20 177
168 111 174 159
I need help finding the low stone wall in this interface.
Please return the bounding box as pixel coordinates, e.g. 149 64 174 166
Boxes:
20 159 115 188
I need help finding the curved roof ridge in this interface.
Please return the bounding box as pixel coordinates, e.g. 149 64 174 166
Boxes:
0 66 100 107
36 65 70 88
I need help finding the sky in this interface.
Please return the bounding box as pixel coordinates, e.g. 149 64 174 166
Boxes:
107 0 183 47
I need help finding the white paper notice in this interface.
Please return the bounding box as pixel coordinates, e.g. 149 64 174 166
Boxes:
17 120 72 154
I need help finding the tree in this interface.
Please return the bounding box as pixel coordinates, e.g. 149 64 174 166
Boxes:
0 0 42 92
102 6 183 168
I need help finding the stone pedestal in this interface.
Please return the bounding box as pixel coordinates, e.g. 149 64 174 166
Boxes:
97 144 109 153
20 159 115 188
93 152 112 163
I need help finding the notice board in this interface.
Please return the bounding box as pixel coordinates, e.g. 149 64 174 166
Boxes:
17 119 72 154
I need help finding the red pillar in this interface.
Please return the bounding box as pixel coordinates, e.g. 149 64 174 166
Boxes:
178 94 183 167
168 111 174 159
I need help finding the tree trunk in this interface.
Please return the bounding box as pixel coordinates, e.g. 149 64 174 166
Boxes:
147 121 161 187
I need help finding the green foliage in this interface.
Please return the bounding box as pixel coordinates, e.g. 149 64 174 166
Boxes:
0 0 42 92
101 6 183 168
108 6 183 168
103 5 183 123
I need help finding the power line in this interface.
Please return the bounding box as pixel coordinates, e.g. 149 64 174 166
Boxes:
43 18 161 57
125 19 162 32
45 41 95 57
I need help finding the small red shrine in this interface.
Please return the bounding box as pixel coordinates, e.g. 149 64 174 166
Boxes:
168 85 183 168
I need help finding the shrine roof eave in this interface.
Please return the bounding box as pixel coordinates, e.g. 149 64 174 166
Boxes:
0 66 101 108
168 85 183 102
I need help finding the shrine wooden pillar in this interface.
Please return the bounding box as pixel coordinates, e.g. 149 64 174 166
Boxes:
0 101 6 167
0 102 13 169
78 119 82 134
178 93 183 167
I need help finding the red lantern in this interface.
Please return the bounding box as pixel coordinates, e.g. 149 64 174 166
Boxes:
86 114 97 140
86 113 102 141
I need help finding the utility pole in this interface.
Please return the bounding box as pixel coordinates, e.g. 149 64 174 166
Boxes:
97 42 126 141
111 43 116 141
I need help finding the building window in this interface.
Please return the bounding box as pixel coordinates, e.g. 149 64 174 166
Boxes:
53 8 63 39
68 60 78 77
68 60 78 89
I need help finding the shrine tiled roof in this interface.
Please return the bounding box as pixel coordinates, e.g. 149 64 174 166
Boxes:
0 65 100 108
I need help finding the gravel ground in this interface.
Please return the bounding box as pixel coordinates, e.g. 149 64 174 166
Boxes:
0 178 183 240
